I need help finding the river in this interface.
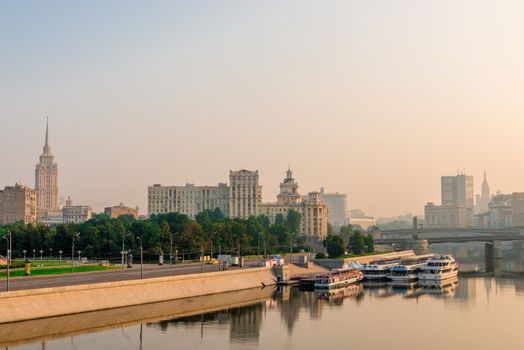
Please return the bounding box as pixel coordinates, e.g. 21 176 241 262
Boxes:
4 242 524 350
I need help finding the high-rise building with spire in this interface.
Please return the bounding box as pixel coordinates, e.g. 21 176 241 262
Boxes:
35 118 60 219
475 171 491 214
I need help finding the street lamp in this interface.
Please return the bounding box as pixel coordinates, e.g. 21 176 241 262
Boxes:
23 249 27 260
2 231 12 292
39 250 43 260
49 248 53 260
71 233 79 273
59 250 63 261
136 236 143 279
32 249 36 260
78 250 82 262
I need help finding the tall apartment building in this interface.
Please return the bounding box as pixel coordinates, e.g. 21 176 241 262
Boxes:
229 170 261 219
441 174 474 209
35 119 60 219
63 197 92 224
148 183 230 218
259 169 328 241
426 173 474 228
0 184 37 224
319 188 348 230
105 203 139 219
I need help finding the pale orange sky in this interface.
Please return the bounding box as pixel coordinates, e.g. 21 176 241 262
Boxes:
2 1 524 217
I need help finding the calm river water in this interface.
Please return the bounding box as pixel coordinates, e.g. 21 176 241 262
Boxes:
6 242 524 350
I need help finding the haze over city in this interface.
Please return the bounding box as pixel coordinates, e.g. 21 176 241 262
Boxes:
3 0 524 217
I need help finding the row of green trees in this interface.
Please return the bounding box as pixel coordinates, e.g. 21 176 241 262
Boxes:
324 231 375 258
0 209 310 260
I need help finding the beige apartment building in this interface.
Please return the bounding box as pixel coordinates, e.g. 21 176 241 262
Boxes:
0 184 37 224
105 203 139 219
148 169 261 219
63 197 92 224
35 120 60 219
229 170 261 219
259 169 328 241
148 183 230 218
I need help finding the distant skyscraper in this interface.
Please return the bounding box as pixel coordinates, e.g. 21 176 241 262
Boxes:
475 171 491 214
426 173 474 228
0 183 36 224
441 174 474 209
35 119 59 219
319 188 348 230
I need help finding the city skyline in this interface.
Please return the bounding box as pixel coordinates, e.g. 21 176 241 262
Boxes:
4 1 524 217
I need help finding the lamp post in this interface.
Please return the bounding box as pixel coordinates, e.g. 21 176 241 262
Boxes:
23 249 27 260
39 250 43 260
170 233 173 266
200 239 204 274
137 237 143 279
78 250 82 262
71 233 79 273
32 249 36 260
59 250 63 261
2 231 11 292
49 248 53 260
121 232 126 270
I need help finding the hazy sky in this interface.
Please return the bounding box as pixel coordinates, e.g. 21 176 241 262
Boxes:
2 0 524 217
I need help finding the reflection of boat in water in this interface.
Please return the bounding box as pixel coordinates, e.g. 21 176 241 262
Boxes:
419 277 459 298
418 255 459 281
390 281 420 297
314 268 363 289
361 257 401 280
315 284 363 303
387 255 434 282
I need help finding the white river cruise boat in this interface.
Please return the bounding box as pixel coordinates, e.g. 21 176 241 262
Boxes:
314 268 364 289
387 254 435 282
361 257 401 280
417 255 459 281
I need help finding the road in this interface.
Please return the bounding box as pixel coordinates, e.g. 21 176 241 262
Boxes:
0 262 255 292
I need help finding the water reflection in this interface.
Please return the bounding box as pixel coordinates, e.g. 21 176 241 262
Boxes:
7 242 524 350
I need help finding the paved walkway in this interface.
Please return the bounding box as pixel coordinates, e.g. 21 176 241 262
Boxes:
0 262 253 292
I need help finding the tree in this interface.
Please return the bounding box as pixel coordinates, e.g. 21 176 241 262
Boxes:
348 231 365 255
339 224 353 244
326 235 345 258
364 234 375 253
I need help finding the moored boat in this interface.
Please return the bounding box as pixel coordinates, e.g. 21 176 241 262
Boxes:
387 254 434 282
361 257 401 280
417 254 459 281
314 268 363 289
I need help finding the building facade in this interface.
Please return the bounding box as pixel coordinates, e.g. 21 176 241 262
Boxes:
511 192 524 228
229 170 261 219
489 194 512 228
63 197 92 224
0 184 37 224
259 169 328 241
441 174 474 209
35 120 60 219
424 202 469 229
105 203 139 219
319 188 348 230
148 183 230 218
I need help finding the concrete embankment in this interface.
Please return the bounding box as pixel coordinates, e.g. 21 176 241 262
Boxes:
0 286 276 347
314 250 415 269
0 267 276 324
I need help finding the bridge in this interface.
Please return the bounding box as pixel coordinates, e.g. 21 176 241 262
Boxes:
374 228 524 245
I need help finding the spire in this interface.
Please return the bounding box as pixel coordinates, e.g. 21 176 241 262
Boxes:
43 117 51 155
484 170 487 182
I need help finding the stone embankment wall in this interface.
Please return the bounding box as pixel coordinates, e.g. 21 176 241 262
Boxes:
314 250 415 269
0 286 276 347
0 267 276 324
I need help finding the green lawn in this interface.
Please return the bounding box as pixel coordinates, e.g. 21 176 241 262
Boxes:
0 265 117 278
